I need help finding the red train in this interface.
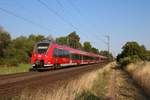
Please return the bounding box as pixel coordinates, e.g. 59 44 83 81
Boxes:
31 40 107 70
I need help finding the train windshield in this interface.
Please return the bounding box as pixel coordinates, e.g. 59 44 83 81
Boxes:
36 42 50 54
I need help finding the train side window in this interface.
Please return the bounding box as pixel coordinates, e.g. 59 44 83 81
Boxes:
79 55 81 60
72 54 80 60
58 49 63 57
64 50 69 58
53 48 58 57
78 54 81 60
71 53 74 59
71 53 76 60
71 54 81 60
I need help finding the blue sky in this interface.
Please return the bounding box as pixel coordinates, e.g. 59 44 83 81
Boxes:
0 0 150 56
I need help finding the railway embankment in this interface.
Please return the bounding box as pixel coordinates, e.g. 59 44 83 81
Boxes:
1 62 149 100
125 62 150 98
19 62 114 100
0 63 106 99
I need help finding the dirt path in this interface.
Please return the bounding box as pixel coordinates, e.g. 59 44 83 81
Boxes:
106 63 149 100
107 69 116 100
115 68 149 100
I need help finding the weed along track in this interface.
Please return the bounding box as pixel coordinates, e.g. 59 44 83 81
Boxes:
0 64 105 97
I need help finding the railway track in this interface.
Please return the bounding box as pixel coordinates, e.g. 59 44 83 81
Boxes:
0 63 106 97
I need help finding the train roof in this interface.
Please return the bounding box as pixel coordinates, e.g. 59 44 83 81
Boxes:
52 42 101 57
38 40 105 58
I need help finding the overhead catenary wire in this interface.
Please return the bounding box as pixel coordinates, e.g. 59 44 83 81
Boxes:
56 0 65 12
66 0 110 51
37 0 78 30
55 0 98 44
37 0 94 43
55 0 74 20
0 7 51 32
56 0 96 44
66 1 102 39
0 1 108 51
67 0 81 15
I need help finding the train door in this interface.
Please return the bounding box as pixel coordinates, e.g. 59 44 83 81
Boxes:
81 55 83 64
69 52 72 64
53 48 58 64
57 48 63 64
63 50 70 64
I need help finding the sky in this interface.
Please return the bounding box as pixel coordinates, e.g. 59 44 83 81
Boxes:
0 0 150 56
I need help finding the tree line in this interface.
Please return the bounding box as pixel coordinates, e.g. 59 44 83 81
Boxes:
0 27 112 67
117 41 150 67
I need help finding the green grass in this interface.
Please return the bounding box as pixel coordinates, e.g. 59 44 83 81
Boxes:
0 64 31 75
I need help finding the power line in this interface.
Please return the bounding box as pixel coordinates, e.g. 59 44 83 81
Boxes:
54 1 98 44
37 0 93 44
66 1 109 46
105 35 110 53
37 0 106 50
40 0 105 49
66 0 107 46
105 35 111 60
55 0 75 21
37 0 78 30
67 0 81 15
56 0 65 12
0 7 51 32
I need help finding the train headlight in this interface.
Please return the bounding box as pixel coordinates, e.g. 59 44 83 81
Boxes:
44 54 47 57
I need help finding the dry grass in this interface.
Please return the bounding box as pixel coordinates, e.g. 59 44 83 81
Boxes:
126 62 150 96
20 70 98 100
19 62 114 100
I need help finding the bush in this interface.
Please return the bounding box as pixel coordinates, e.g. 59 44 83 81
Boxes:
118 55 141 67
6 58 18 66
118 57 131 66
117 41 149 67
0 58 4 66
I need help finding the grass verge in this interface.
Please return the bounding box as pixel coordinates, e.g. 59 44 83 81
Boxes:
125 62 150 97
116 67 148 100
0 64 31 75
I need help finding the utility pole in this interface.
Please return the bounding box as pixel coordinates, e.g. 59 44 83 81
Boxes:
105 35 110 54
105 35 110 61
67 37 69 46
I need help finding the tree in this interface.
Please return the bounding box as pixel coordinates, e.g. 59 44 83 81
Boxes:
117 41 148 66
83 41 92 52
117 41 147 61
28 34 45 42
0 26 11 57
68 31 81 49
91 47 99 54
145 50 150 61
28 34 45 56
99 50 113 59
56 36 68 45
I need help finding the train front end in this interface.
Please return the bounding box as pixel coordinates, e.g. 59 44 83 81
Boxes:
31 40 53 69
